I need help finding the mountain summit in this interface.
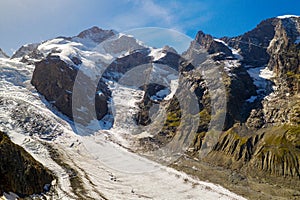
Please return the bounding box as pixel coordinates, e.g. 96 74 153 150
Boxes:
76 26 116 44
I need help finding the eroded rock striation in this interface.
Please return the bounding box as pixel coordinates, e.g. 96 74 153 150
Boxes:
0 131 54 197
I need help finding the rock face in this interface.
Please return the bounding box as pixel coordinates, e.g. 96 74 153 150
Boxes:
29 27 126 123
245 17 300 129
31 54 110 122
181 16 300 185
32 55 76 118
195 31 233 57
267 17 300 93
185 31 257 130
223 18 278 66
102 48 151 81
76 26 115 43
205 125 300 178
0 131 54 197
11 43 39 60
133 48 183 126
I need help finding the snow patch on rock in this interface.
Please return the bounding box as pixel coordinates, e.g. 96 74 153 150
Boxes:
277 15 300 19
214 39 243 60
246 66 275 102
149 48 166 61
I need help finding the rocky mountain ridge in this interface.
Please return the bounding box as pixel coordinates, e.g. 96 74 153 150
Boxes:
184 16 300 186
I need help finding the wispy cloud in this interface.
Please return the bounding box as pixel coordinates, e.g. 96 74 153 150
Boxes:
0 0 212 54
107 0 212 34
106 0 173 30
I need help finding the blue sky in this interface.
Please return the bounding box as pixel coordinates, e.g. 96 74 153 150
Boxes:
0 0 299 55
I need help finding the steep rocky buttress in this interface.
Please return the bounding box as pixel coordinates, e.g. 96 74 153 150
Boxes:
0 131 54 197
188 16 300 184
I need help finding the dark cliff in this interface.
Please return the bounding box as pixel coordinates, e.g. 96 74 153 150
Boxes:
0 131 54 197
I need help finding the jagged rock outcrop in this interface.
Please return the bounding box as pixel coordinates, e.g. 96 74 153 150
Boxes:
10 43 45 64
194 31 233 58
186 31 257 130
133 48 183 126
223 18 278 66
267 16 300 93
76 26 115 43
205 125 300 179
11 43 39 59
0 131 54 197
193 16 300 131
245 16 300 128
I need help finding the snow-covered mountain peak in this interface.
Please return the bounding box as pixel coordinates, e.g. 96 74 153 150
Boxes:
147 46 178 62
36 27 149 65
76 26 116 44
22 28 156 101
162 45 178 54
92 32 147 58
11 26 158 72
277 14 300 19
37 38 83 65
149 48 166 61
11 43 39 59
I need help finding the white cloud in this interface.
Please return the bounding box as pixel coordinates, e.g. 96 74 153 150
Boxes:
106 0 212 34
105 0 173 31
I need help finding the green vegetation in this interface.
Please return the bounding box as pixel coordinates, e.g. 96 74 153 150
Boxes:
163 97 181 131
227 128 249 146
199 109 211 121
286 71 300 93
166 112 181 127
263 125 300 148
290 102 300 124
